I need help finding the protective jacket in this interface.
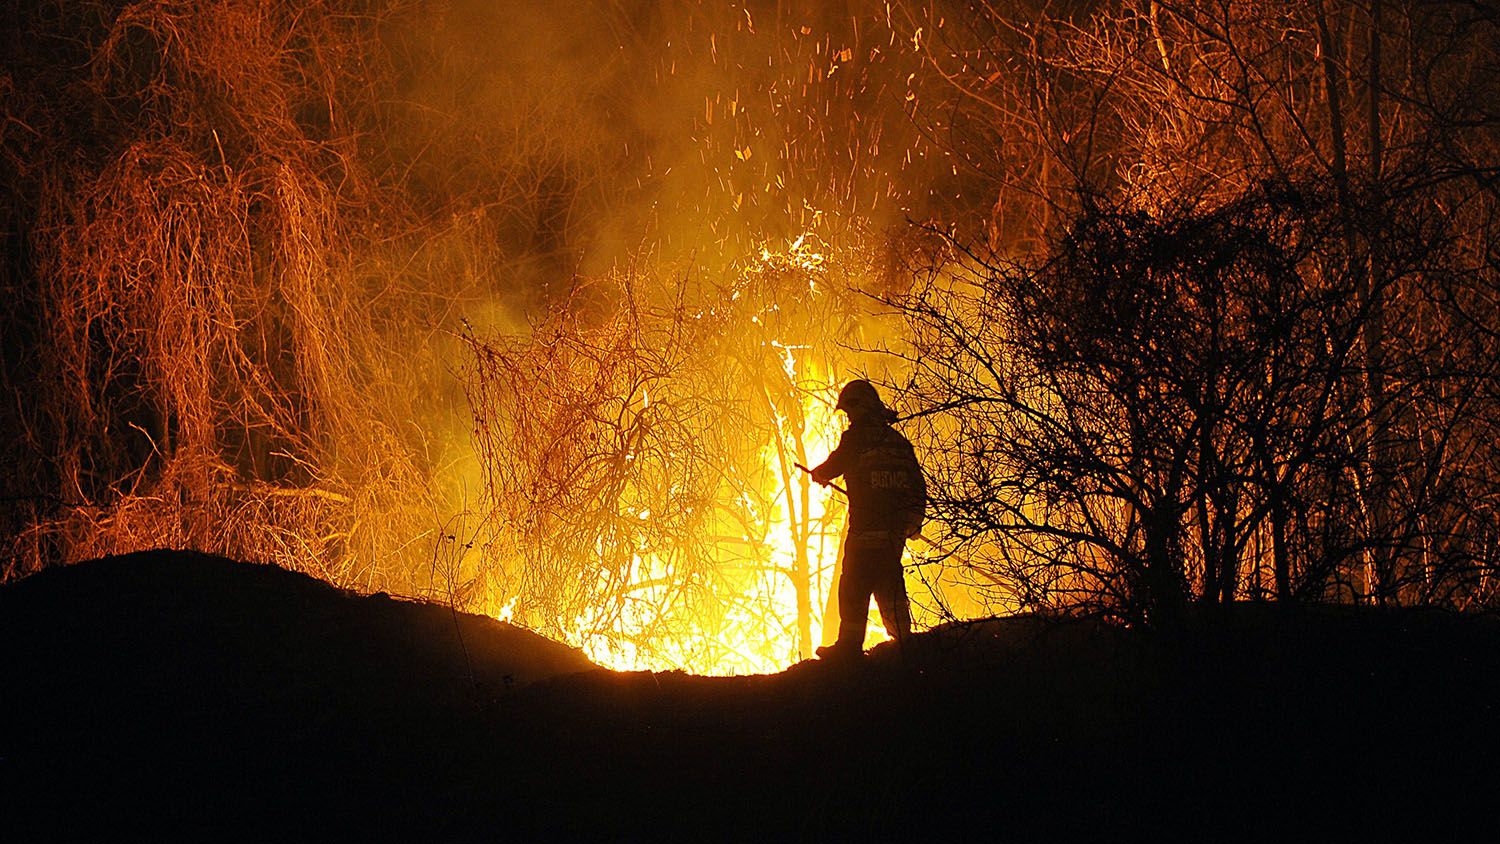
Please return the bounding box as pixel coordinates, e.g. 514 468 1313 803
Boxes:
812 419 925 536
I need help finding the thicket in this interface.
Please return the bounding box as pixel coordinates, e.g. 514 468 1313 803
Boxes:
889 0 1500 620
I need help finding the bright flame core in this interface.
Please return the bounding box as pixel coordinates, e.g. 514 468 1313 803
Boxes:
563 338 843 675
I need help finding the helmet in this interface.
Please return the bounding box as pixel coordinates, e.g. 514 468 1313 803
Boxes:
835 379 893 421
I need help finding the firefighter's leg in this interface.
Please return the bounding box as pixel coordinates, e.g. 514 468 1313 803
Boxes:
873 539 912 642
833 537 877 653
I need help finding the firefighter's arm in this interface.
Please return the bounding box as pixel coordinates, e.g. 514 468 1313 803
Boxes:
809 460 837 486
810 432 853 486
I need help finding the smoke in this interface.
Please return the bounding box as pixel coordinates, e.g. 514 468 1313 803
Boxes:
374 0 947 290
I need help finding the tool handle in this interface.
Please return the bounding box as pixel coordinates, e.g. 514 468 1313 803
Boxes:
793 462 847 495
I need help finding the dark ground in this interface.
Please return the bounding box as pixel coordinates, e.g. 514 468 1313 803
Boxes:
3 551 1498 841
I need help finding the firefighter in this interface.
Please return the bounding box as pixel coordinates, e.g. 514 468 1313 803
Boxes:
810 379 925 659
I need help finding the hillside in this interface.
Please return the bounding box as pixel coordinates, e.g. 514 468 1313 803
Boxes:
4 551 1499 840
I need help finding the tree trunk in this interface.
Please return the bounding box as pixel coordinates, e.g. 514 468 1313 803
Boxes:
1362 0 1397 603
762 379 813 660
1315 0 1389 604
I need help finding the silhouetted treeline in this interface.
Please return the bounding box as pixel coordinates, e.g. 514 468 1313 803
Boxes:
889 0 1500 619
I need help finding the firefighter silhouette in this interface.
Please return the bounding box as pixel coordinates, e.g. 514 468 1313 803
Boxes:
810 380 925 659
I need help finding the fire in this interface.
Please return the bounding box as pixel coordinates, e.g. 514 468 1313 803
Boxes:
479 233 902 676
552 377 847 675
613 401 837 673
4 1 942 671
